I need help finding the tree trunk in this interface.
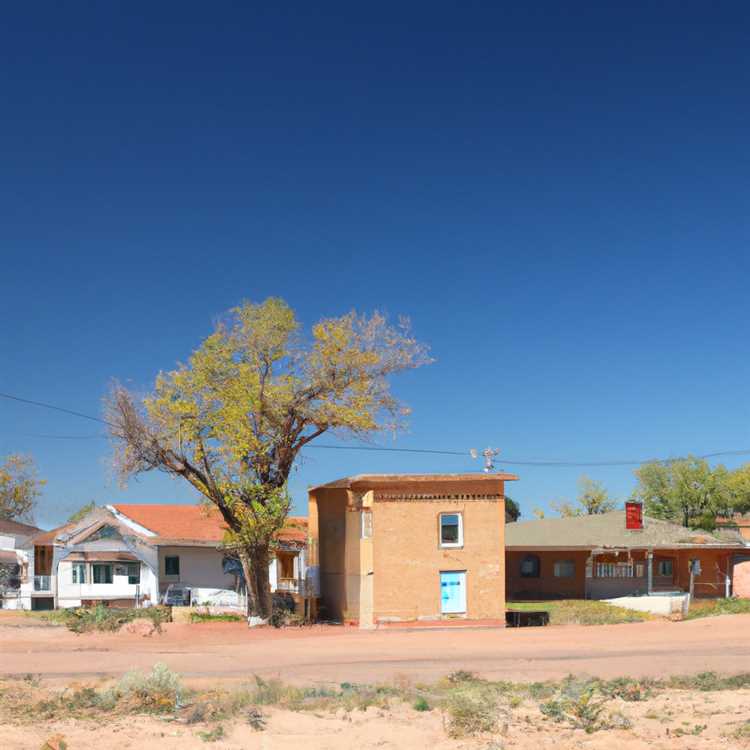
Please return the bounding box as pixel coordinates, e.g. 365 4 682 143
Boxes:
238 553 258 619
240 545 273 624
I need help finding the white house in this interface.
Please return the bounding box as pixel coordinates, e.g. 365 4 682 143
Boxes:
18 504 309 611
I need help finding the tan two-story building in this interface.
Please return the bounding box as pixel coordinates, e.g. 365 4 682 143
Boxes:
308 473 517 627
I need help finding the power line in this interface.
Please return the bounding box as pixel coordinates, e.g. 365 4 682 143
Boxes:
3 390 750 468
0 392 109 425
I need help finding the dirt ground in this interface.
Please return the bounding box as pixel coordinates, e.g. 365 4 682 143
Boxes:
2 611 750 686
3 613 750 748
2 682 750 749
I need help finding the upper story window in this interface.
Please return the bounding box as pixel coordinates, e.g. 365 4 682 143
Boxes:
520 554 540 578
439 513 463 547
87 525 121 542
165 556 180 576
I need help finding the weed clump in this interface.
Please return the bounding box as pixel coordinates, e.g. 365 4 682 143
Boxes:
444 685 502 737
539 678 616 734
118 662 182 712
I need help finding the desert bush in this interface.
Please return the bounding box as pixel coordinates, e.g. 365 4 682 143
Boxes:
444 685 502 737
598 677 655 702
539 679 612 734
117 662 182 712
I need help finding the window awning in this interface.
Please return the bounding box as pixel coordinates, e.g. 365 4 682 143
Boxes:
65 552 138 562
0 550 19 564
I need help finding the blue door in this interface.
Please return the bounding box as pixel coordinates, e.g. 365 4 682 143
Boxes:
440 571 467 614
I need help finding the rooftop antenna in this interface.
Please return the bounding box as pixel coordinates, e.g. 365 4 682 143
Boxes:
470 447 500 473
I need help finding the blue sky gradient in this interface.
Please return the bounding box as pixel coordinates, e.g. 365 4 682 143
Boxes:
2 3 749 527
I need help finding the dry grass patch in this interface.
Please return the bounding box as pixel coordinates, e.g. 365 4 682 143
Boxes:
507 600 652 625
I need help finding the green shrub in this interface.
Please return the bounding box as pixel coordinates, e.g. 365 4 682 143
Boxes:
413 696 431 712
56 604 171 634
190 611 242 623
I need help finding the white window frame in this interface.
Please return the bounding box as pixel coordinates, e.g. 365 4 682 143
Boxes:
439 512 463 548
72 562 86 584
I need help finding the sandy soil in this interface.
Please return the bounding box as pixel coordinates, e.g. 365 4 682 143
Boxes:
2 612 750 686
2 685 750 749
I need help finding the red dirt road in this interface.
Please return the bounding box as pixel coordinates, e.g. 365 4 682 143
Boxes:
2 615 749 686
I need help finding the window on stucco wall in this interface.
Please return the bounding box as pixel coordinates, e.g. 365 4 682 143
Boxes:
520 554 540 577
439 513 463 547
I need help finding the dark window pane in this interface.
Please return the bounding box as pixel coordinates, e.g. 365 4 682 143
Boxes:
440 514 460 544
165 556 180 576
520 555 540 578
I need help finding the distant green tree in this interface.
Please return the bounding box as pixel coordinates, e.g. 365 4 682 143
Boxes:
67 501 97 523
727 463 750 515
551 476 616 517
504 495 521 522
632 456 732 529
0 454 45 523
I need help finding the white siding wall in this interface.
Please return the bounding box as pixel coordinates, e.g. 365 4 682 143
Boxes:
56 561 158 609
158 547 235 592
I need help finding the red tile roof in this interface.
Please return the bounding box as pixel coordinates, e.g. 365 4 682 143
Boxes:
111 504 307 544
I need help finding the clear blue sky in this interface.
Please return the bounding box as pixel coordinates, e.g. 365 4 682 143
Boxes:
2 3 749 528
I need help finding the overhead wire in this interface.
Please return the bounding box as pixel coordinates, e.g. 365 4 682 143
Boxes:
3 391 750 468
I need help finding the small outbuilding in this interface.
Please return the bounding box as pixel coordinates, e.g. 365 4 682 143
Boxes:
308 473 517 627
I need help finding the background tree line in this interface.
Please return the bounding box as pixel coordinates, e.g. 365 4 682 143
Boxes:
526 458 750 529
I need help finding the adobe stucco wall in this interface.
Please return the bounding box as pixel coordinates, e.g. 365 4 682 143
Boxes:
372 499 505 621
308 487 359 622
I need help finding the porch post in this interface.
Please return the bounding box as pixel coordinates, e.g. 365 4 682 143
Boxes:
647 549 653 595
585 552 594 599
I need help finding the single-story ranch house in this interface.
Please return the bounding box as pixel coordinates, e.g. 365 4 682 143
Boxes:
1 504 308 611
506 510 747 600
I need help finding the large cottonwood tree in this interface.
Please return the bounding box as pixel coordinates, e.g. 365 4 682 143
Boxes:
106 298 430 620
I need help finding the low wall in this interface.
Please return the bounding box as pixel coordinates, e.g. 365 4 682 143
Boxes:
604 593 690 617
